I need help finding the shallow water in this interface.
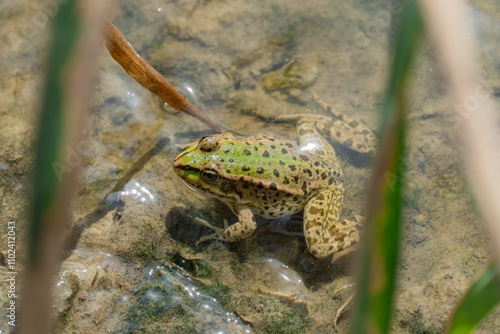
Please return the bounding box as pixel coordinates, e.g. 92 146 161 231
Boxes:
1 0 500 333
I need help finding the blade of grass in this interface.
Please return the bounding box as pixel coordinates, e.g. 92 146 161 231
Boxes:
446 260 500 334
19 1 107 333
420 0 500 330
350 1 423 333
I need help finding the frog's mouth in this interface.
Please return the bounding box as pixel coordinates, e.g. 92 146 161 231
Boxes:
178 177 227 202
180 178 203 195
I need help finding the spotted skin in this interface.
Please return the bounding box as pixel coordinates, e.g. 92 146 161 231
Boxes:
172 102 375 258
276 92 377 155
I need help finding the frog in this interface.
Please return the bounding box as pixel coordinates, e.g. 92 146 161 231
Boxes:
172 93 376 258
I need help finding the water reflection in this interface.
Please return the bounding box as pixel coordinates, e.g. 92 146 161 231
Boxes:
124 266 252 333
125 91 139 108
105 179 155 206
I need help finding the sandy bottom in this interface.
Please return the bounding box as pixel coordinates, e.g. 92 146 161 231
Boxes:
1 0 500 332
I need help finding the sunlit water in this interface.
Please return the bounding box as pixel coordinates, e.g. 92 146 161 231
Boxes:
1 0 500 333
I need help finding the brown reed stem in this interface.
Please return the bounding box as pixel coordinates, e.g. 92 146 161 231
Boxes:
102 19 224 132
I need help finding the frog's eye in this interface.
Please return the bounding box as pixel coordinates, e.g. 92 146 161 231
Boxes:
199 137 218 153
201 168 220 183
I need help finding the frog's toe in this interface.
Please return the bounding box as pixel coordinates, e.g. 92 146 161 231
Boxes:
274 113 311 121
196 233 223 246
193 217 224 233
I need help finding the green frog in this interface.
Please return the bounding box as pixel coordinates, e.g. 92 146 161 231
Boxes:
172 94 376 258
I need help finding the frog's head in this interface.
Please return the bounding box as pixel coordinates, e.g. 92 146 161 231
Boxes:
172 135 237 199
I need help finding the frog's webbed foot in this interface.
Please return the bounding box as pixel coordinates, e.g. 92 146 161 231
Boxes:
194 207 257 246
333 287 355 332
194 217 227 246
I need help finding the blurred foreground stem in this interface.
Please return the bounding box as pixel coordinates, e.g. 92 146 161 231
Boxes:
19 1 108 333
447 259 500 333
351 1 423 333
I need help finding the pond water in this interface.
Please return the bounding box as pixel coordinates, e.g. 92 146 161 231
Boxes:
1 0 500 333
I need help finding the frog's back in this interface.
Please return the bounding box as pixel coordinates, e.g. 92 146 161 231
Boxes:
218 136 342 218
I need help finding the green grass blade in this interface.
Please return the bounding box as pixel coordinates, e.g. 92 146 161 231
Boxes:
30 0 80 265
350 1 423 333
447 260 500 334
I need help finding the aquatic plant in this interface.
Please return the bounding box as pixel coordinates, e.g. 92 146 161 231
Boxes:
351 1 423 332
19 0 500 333
352 0 500 333
19 1 108 333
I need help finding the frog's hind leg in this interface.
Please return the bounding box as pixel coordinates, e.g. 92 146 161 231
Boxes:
303 189 363 258
277 113 376 155
313 92 377 154
278 116 338 161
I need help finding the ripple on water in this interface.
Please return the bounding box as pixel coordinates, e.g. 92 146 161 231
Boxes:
122 266 252 333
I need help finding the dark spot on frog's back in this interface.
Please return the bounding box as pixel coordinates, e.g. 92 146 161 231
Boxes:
273 169 280 177
242 165 250 171
270 145 276 149
299 154 309 162
256 167 264 174
242 149 251 156
269 182 278 191
282 148 288 155
257 181 264 189
262 151 270 158
289 165 296 171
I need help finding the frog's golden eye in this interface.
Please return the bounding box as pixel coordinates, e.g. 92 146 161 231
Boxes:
199 137 218 153
201 168 220 183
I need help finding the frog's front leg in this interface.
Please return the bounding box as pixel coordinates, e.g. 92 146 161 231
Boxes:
304 188 363 258
195 205 257 245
